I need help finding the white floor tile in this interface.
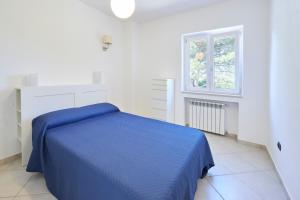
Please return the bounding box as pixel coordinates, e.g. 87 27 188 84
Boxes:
194 178 223 200
207 175 262 200
0 170 32 198
209 139 260 155
264 170 283 184
236 150 274 171
14 194 56 200
205 133 227 142
19 174 49 196
212 153 257 174
0 159 24 171
207 162 233 176
234 170 289 200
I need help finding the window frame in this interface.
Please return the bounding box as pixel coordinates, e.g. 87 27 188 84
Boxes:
181 26 243 97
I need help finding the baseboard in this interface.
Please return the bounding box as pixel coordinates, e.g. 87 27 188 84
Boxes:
266 146 291 200
225 132 238 140
237 139 267 150
224 132 266 150
0 154 21 166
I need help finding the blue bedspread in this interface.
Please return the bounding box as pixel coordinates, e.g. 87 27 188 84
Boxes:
27 103 214 200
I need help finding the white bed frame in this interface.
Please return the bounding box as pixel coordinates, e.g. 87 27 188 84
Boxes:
16 84 108 166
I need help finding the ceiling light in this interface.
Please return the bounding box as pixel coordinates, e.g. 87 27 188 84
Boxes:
111 0 135 19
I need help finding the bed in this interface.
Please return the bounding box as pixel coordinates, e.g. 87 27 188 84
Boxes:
27 103 214 200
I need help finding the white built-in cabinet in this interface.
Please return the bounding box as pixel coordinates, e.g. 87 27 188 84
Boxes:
16 89 22 144
151 79 175 123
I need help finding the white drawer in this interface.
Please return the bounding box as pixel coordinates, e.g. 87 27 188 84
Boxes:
152 79 168 85
151 89 167 100
151 99 167 110
152 83 167 91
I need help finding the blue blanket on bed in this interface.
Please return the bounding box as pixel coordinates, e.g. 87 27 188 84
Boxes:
27 103 214 200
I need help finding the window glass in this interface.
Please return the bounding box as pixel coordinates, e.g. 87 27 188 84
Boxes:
213 35 236 90
188 38 208 89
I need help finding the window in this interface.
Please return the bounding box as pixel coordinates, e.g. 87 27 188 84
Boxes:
182 26 243 96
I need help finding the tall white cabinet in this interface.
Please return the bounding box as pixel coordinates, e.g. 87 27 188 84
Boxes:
16 89 22 144
151 79 175 123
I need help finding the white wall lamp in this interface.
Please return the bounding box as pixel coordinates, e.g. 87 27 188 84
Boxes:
102 35 112 51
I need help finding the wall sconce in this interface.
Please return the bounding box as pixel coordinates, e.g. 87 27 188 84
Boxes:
102 35 112 51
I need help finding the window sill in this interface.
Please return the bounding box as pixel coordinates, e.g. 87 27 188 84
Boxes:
181 90 243 103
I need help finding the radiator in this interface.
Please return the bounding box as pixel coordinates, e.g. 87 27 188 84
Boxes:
186 99 226 135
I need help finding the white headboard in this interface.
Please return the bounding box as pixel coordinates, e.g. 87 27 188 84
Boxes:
16 84 108 165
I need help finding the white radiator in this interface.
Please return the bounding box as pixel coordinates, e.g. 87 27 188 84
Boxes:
186 99 226 135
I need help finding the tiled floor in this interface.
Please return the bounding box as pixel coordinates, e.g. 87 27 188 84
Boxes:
0 133 289 200
195 133 289 200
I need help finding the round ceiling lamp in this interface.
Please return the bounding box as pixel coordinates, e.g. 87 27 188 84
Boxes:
111 0 136 19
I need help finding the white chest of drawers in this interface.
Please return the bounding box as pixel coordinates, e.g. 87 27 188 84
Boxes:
151 79 175 123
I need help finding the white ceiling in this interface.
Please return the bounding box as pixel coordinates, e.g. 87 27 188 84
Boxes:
80 0 226 22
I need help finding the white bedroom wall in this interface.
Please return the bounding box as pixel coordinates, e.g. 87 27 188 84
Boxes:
268 0 300 199
0 0 128 159
132 0 270 145
122 22 139 113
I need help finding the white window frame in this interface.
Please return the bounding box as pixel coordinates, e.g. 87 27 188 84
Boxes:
181 26 243 97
